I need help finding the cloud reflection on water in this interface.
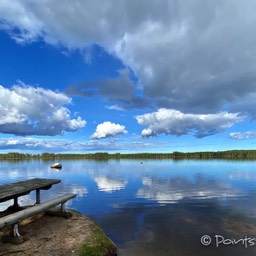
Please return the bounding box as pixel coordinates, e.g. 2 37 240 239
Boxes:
229 171 256 180
137 175 242 204
94 176 128 193
97 199 256 256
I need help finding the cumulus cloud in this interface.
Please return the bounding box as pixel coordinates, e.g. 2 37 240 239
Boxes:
136 108 242 138
0 138 82 151
113 1 256 114
91 121 127 139
0 137 154 152
65 69 148 109
229 92 256 119
2 1 256 115
65 69 134 101
229 131 256 140
0 83 86 136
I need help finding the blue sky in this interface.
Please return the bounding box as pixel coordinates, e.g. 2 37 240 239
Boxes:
1 0 256 153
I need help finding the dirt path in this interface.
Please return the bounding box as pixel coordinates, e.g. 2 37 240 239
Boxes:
0 210 117 256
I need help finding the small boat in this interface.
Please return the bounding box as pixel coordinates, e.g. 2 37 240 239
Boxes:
51 163 62 169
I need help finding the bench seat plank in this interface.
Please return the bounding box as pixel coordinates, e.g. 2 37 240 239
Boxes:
0 193 76 229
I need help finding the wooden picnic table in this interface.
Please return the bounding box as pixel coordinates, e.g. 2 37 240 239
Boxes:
0 178 61 209
0 178 76 241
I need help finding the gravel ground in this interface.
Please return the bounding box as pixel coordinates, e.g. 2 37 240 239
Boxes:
0 210 117 256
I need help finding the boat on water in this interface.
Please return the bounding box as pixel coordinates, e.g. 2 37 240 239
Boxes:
50 163 62 169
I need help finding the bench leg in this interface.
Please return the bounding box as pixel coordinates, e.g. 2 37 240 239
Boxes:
60 203 72 218
61 202 66 213
7 197 23 212
14 197 19 208
1 224 24 244
36 189 41 204
13 224 21 237
45 203 72 218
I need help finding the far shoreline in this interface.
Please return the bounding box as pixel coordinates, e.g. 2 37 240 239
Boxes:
1 149 256 160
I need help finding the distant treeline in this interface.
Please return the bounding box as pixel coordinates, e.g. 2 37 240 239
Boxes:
1 150 256 160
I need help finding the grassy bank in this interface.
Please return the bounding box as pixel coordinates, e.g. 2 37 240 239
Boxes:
79 220 117 256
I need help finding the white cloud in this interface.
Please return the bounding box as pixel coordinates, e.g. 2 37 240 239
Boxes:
91 121 127 139
0 1 44 43
136 108 243 138
0 137 97 151
0 137 154 152
0 83 86 135
106 104 126 111
229 131 256 140
1 1 256 116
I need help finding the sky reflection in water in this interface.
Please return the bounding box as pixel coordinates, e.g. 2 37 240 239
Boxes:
0 159 256 255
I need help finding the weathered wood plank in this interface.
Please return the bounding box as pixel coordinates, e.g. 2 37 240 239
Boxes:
0 178 61 203
0 193 76 229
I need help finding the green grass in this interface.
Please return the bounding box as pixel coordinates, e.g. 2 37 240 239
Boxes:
79 222 117 256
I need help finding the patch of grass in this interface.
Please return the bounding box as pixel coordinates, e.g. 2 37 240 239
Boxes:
79 222 117 256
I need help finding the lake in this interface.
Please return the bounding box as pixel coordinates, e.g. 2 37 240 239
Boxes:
1 159 256 255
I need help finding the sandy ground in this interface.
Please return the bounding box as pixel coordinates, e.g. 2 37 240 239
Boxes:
0 210 114 256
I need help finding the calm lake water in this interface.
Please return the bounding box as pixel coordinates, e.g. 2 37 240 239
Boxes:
1 159 256 255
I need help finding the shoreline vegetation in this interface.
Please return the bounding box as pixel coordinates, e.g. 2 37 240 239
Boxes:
1 150 256 160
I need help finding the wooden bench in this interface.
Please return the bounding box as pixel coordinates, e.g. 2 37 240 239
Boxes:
0 193 76 243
